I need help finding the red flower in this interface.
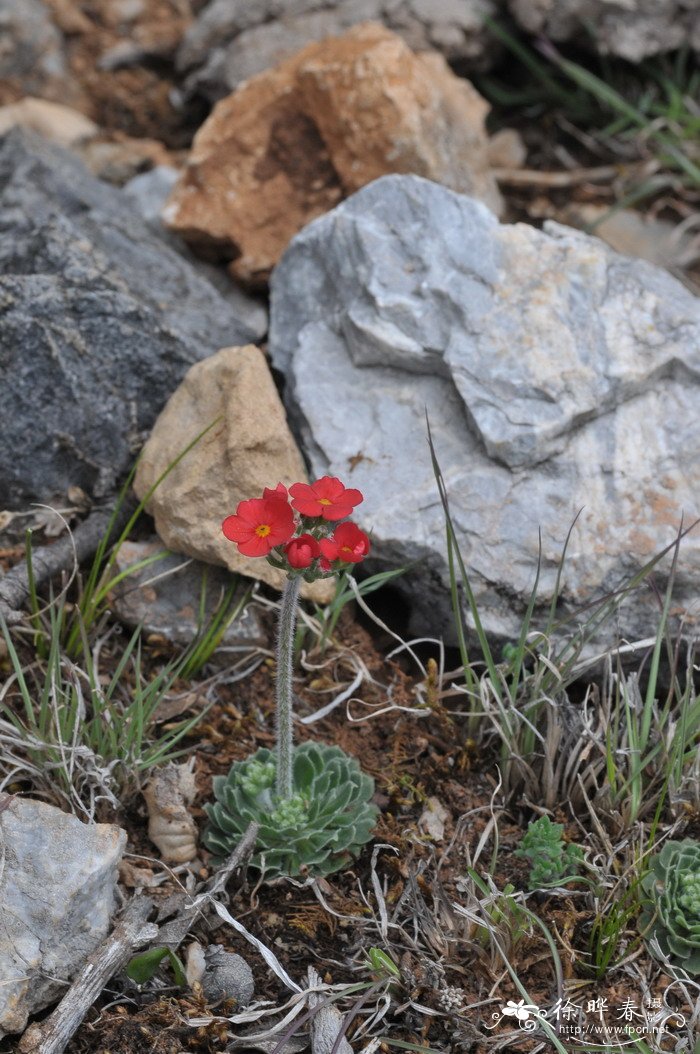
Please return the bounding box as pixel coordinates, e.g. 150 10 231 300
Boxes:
319 522 370 564
222 497 295 557
289 476 363 521
263 482 289 503
285 533 320 569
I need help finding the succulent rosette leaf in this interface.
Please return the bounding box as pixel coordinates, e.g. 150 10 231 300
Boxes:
640 839 700 974
204 742 378 878
514 815 583 891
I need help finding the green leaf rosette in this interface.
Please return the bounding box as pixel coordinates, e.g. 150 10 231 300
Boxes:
640 839 700 974
204 742 378 879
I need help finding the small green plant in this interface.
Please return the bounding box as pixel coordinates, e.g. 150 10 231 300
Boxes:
126 946 187 987
211 478 378 877
586 870 645 979
177 571 253 680
640 839 700 975
0 599 213 813
466 871 532 957
53 420 222 658
479 24 700 202
364 947 402 983
204 741 377 877
302 566 406 656
515 815 584 890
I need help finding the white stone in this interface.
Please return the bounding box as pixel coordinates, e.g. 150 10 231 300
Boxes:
0 97 97 148
269 175 700 646
0 798 126 1038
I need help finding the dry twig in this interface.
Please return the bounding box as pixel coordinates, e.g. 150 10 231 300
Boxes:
18 896 157 1054
0 497 136 624
492 164 619 187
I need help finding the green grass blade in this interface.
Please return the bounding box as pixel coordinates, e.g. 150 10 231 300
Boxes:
426 417 502 698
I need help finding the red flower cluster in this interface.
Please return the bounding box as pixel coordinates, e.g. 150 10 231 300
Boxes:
222 476 370 580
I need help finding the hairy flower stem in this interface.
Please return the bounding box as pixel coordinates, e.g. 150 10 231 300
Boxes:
276 575 301 800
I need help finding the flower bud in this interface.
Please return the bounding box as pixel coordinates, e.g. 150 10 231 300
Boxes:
285 533 321 569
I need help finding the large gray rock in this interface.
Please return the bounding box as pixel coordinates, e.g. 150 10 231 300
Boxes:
176 0 698 102
123 166 268 338
177 0 498 102
0 797 126 1038
110 538 266 650
0 129 262 509
269 175 700 645
510 0 700 62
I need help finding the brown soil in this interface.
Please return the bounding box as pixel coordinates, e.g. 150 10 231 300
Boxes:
0 597 683 1054
45 0 201 147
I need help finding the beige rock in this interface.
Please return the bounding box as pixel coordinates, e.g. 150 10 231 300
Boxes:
133 345 334 603
559 204 700 273
78 133 173 185
487 127 527 170
164 21 501 286
0 97 97 148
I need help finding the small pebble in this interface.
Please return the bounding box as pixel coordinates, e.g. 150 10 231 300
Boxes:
201 946 255 1006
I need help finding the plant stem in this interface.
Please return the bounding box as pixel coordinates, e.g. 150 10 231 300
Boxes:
276 575 301 799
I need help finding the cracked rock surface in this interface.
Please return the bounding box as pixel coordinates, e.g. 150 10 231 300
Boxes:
165 22 500 286
0 797 126 1038
270 174 700 645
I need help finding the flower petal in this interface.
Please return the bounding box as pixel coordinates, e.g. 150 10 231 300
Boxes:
222 515 252 542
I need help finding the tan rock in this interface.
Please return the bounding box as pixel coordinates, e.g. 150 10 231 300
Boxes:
559 203 700 274
143 762 198 864
487 127 527 170
164 21 501 286
0 97 98 148
133 345 334 603
78 133 173 185
297 38 499 202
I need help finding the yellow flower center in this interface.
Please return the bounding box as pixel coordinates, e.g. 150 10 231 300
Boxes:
318 498 332 506
255 523 271 538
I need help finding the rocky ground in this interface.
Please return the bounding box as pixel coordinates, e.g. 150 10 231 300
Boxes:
1 2 700 1053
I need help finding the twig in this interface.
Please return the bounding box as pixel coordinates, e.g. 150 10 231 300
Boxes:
203 820 259 900
156 821 260 952
0 497 137 624
14 827 258 1053
492 164 618 187
18 895 157 1054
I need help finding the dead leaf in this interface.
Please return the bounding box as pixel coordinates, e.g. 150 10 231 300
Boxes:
418 797 449 841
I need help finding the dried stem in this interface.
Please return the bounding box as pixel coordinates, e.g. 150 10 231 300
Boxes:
276 576 301 799
18 896 157 1054
0 497 137 624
